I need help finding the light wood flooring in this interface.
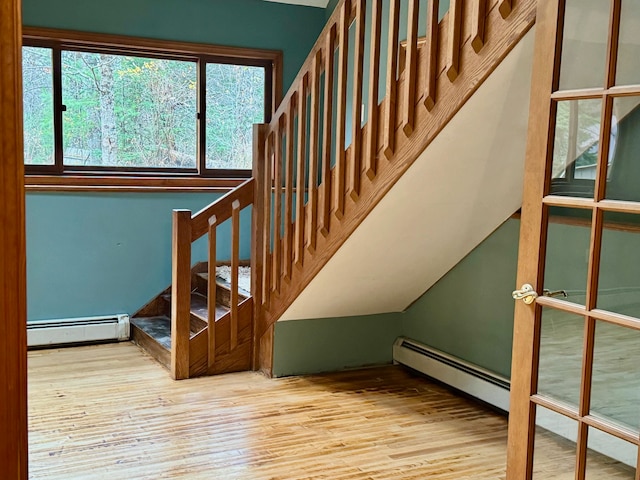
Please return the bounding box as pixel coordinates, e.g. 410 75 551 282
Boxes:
28 342 633 479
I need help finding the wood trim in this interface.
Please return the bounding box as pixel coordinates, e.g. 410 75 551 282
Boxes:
505 0 563 477
424 0 440 111
190 178 254 240
0 0 28 473
333 0 351 220
472 0 488 53
365 0 383 179
382 0 400 159
23 27 283 65
446 0 463 82
207 217 217 370
251 124 267 370
319 26 336 236
25 175 244 192
306 51 321 253
171 210 192 380
295 76 309 267
349 0 366 201
402 0 420 136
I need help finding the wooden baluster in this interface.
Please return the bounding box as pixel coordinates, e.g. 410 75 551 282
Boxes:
424 0 440 111
334 0 351 220
272 119 283 293
365 0 382 180
171 209 192 380
295 75 308 267
498 0 512 19
349 0 366 201
306 50 322 253
283 103 295 281
382 0 400 160
251 124 267 369
402 0 419 136
207 216 217 370
319 24 336 236
230 200 240 350
262 132 273 305
446 0 463 82
472 0 487 53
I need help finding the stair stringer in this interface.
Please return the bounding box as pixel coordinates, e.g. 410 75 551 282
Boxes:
279 27 536 321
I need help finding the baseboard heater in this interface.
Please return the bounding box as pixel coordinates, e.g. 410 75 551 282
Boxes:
27 314 130 348
393 336 635 467
393 336 510 412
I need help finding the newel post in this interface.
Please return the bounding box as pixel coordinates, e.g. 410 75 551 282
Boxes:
251 124 269 372
171 209 192 380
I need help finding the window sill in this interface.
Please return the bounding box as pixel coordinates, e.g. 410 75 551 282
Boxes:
25 175 246 193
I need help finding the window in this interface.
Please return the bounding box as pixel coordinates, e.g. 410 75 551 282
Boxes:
22 29 279 182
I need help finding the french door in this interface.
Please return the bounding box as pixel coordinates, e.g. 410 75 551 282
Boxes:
507 0 640 478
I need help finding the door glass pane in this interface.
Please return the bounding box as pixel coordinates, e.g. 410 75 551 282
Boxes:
538 307 584 407
590 320 640 431
586 427 637 478
598 211 640 317
558 0 609 91
544 207 592 306
549 100 601 198
205 63 265 170
616 0 640 86
605 96 640 202
23 46 55 165
533 406 578 479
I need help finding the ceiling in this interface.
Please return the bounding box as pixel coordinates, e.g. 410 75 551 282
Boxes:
263 0 329 7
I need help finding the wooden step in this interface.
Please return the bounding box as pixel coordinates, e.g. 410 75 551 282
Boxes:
130 316 171 369
194 272 250 308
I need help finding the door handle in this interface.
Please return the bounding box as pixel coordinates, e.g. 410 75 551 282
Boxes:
543 289 567 298
512 284 538 304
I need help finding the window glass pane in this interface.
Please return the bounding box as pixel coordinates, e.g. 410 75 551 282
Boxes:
586 427 637 478
23 46 55 165
558 0 609 91
590 319 640 432
616 0 640 87
61 51 197 168
550 99 602 198
532 406 578 479
605 96 640 202
537 307 584 407
205 63 265 170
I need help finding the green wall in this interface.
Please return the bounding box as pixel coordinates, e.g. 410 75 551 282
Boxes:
26 192 252 321
22 0 327 91
272 313 402 376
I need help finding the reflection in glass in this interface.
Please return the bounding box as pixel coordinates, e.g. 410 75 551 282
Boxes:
598 212 640 317
532 406 577 479
605 96 640 202
549 100 602 198
537 308 584 407
616 1 640 86
544 207 591 306
586 427 637 478
558 0 609 91
590 320 640 431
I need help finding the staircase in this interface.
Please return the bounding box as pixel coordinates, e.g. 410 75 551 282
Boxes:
131 263 253 377
132 0 538 379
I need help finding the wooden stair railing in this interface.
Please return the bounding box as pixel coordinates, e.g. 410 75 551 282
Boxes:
170 177 258 380
251 0 537 375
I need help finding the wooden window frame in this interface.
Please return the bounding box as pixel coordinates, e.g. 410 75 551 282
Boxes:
22 27 283 191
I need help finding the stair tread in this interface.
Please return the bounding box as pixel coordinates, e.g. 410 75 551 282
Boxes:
160 292 230 321
131 316 171 350
197 272 251 297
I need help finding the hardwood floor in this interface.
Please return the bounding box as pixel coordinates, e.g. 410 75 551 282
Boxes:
28 342 632 479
